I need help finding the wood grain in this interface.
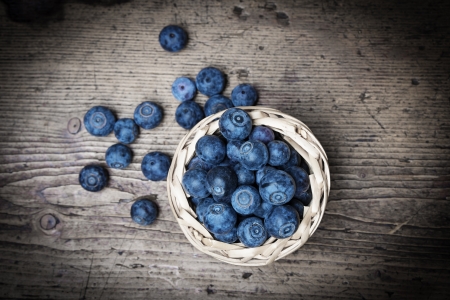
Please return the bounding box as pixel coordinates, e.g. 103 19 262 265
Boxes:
0 0 449 299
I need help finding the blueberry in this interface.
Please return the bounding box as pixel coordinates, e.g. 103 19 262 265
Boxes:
280 148 300 171
114 118 139 144
259 169 296 205
218 156 237 168
288 199 305 219
187 156 214 172
299 158 310 174
182 168 210 198
249 126 275 145
195 197 215 223
227 140 245 162
219 108 252 141
265 205 299 239
214 227 238 243
256 166 276 185
213 193 233 204
232 163 255 185
134 101 163 130
267 140 291 167
297 187 312 206
286 166 310 197
130 199 158 226
172 77 196 101
158 25 188 52
105 143 133 169
203 202 237 234
84 106 116 137
237 217 268 247
79 165 108 192
204 95 234 116
253 201 275 219
141 151 171 181
239 140 269 171
206 166 238 198
231 84 258 107
190 197 202 207
196 67 225 97
195 135 226 165
175 100 205 130
231 185 261 216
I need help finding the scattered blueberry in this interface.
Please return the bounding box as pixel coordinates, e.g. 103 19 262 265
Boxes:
231 84 258 106
231 185 261 216
84 106 116 137
175 100 205 129
182 168 210 198
172 77 196 101
237 216 268 247
297 188 312 206
195 135 226 165
232 163 255 185
239 140 269 171
79 165 108 192
134 101 163 130
267 140 291 166
288 199 305 219
207 166 238 198
203 202 237 234
227 140 245 162
196 67 225 97
265 205 299 239
286 166 310 197
256 166 276 185
130 199 158 226
187 156 214 171
214 227 238 243
249 126 275 144
141 151 171 181
259 169 296 205
253 201 275 219
195 197 215 223
219 108 252 141
158 25 188 52
204 95 234 117
114 118 139 144
105 143 133 169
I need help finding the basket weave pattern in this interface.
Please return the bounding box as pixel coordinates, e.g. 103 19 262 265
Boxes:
167 107 330 266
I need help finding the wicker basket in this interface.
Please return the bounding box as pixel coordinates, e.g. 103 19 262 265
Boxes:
167 106 330 266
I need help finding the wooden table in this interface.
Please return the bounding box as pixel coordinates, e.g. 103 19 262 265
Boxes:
0 0 449 299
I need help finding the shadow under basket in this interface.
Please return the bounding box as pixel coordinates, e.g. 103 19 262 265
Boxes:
167 106 330 266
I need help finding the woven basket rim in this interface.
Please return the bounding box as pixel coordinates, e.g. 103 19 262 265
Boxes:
167 106 330 266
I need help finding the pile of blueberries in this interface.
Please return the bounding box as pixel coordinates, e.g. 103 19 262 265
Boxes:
182 107 312 247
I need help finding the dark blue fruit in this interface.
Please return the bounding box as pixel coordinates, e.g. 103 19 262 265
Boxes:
256 166 276 185
190 197 202 207
141 151 171 181
213 193 232 204
207 166 238 198
219 108 252 141
232 163 255 185
130 199 158 226
253 201 275 219
265 205 299 239
195 197 215 223
231 185 261 216
195 135 226 165
286 166 310 197
297 188 312 206
237 217 268 247
79 165 108 192
231 84 258 107
280 148 300 171
203 202 237 234
218 157 236 168
288 199 305 219
158 25 188 52
182 168 210 198
299 158 310 174
175 100 205 129
114 118 139 144
84 106 116 137
172 77 196 101
187 156 213 172
249 126 274 145
204 95 234 117
196 67 225 97
239 140 269 171
105 143 132 169
214 227 238 243
267 140 291 167
134 101 163 130
227 140 245 162
259 169 296 205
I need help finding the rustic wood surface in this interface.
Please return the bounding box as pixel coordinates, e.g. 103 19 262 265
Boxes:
0 0 449 299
